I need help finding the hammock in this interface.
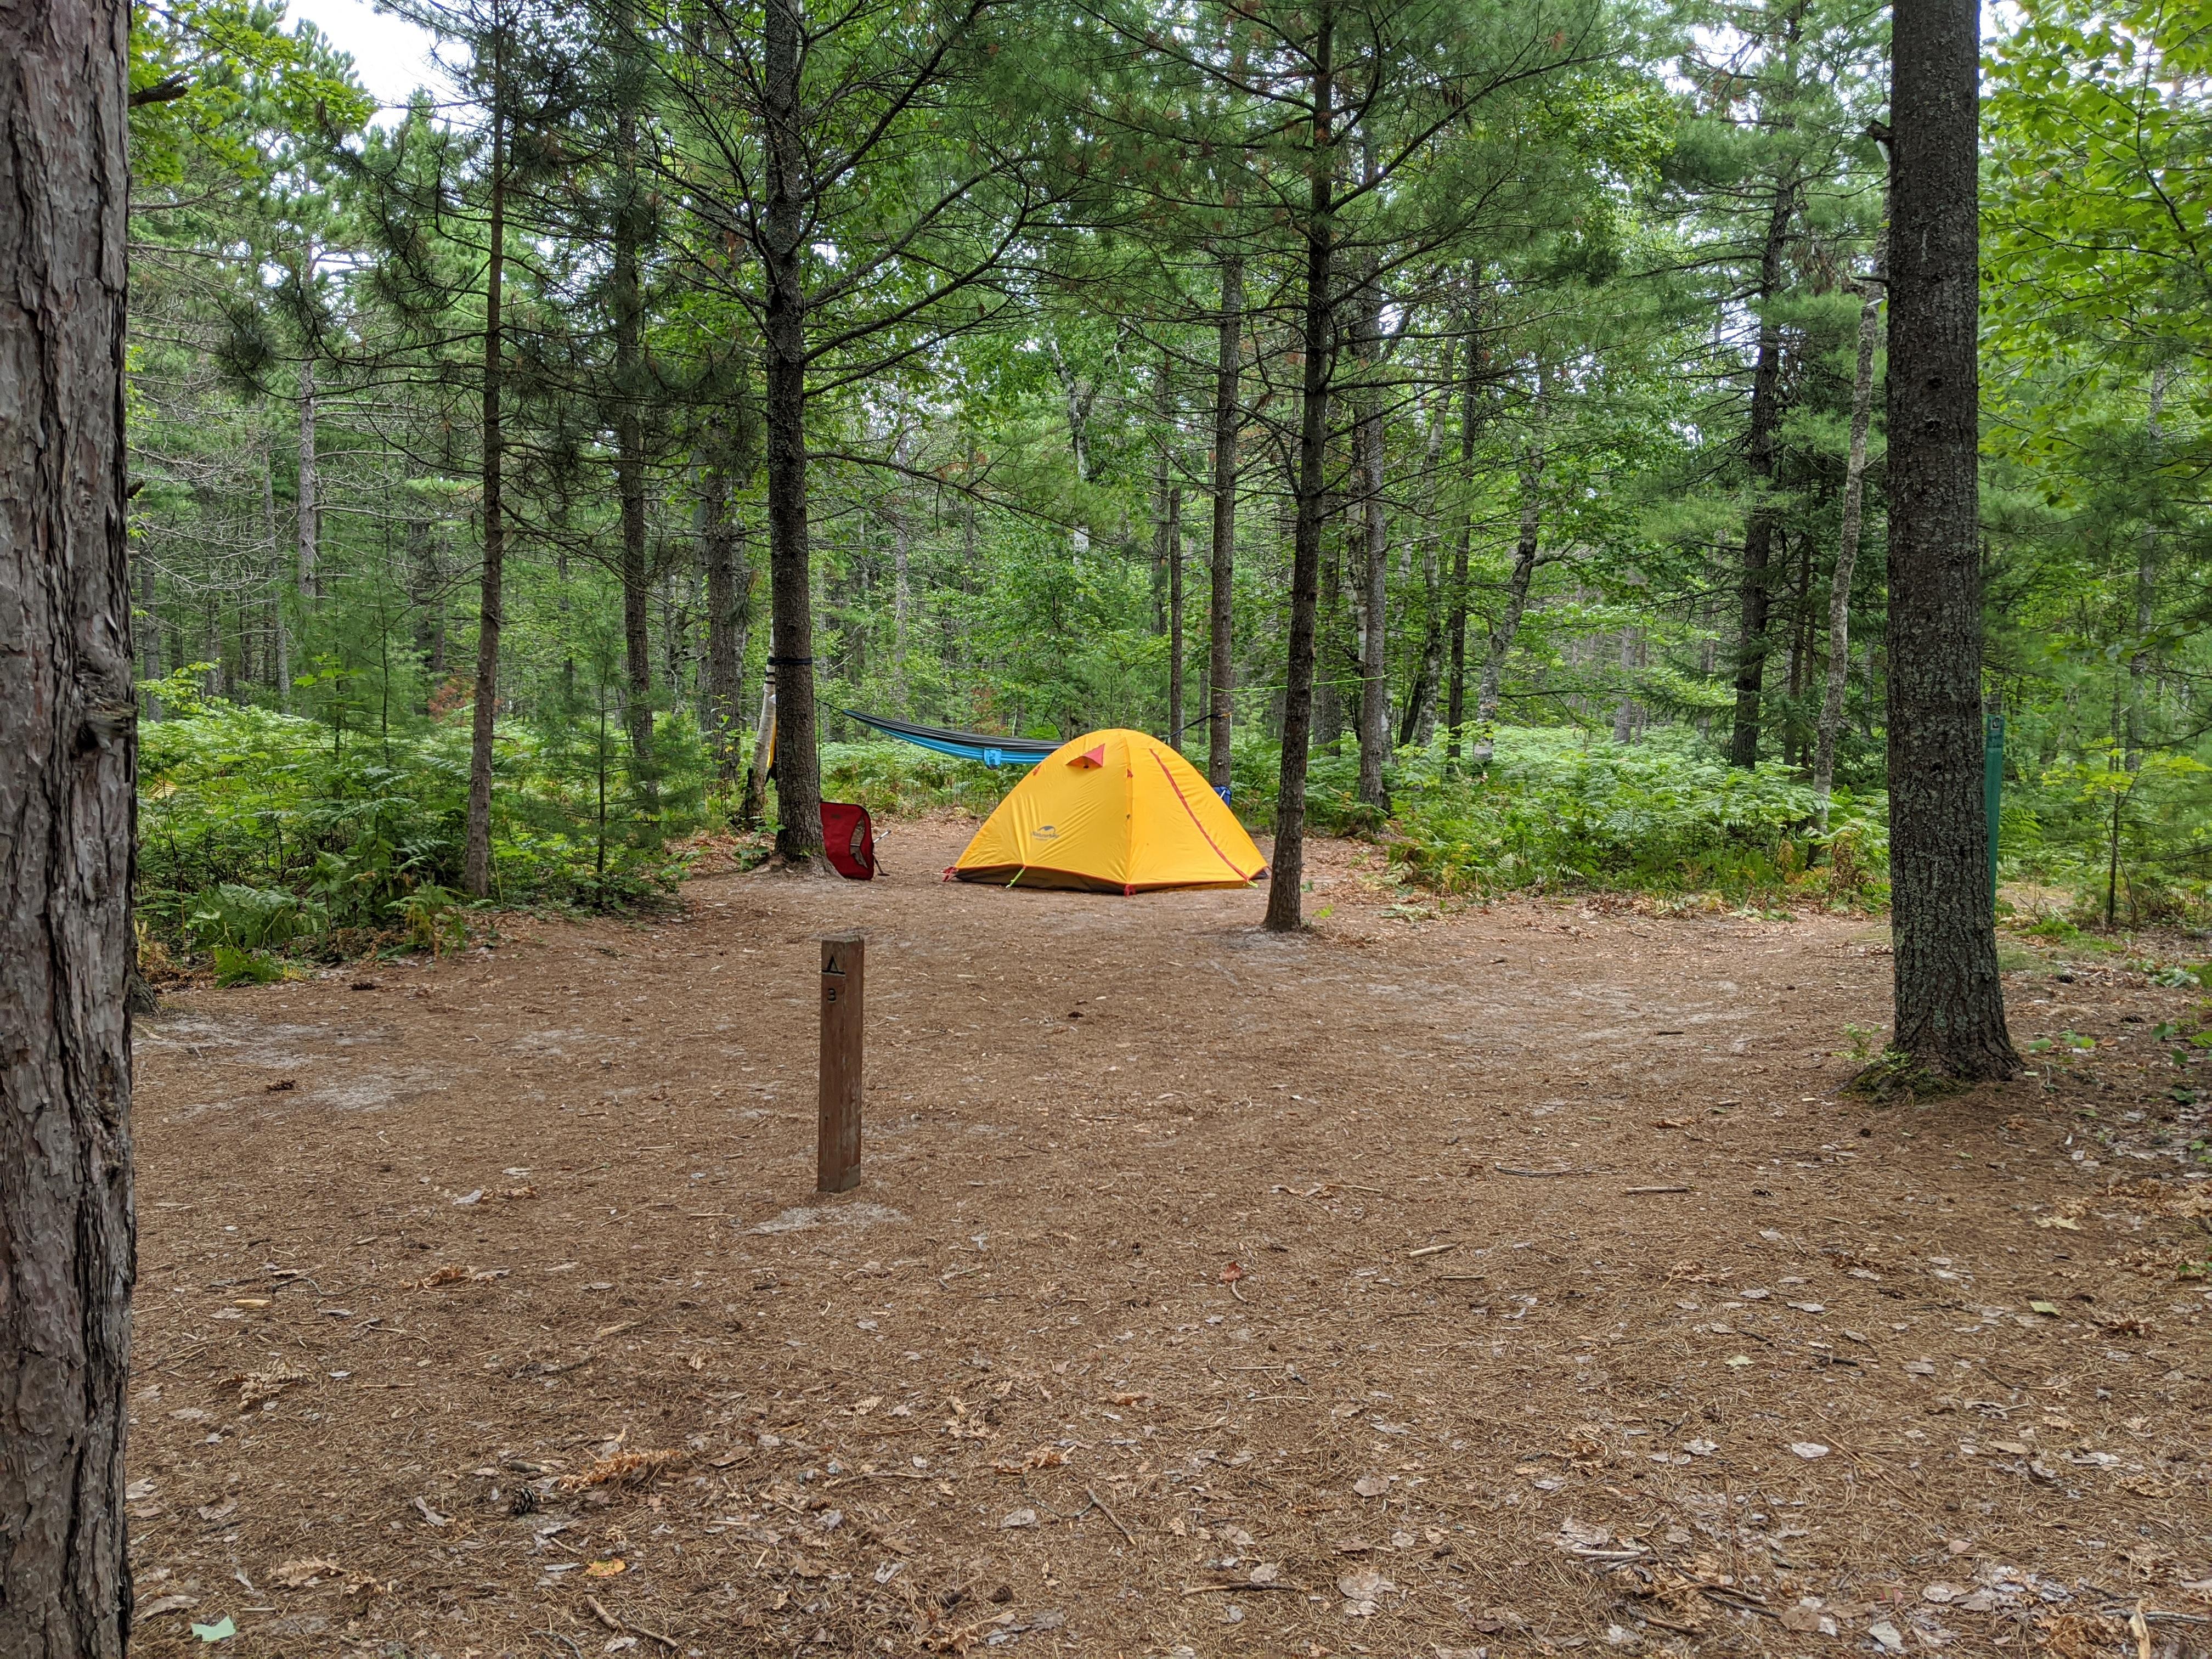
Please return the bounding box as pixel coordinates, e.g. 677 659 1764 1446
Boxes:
841 709 1059 768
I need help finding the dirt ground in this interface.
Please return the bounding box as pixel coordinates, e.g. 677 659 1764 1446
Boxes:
125 817 2212 1659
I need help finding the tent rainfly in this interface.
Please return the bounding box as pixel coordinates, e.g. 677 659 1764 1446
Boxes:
949 728 1266 894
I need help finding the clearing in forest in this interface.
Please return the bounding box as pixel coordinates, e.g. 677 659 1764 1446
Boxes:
125 821 2212 1657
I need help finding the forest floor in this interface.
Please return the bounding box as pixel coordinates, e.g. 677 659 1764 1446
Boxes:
125 818 2212 1659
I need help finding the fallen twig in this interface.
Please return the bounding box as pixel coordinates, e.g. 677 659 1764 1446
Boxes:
1615 1602 1703 1638
1081 1487 1139 1547
585 1596 678 1651
1180 1579 1311 1596
2097 1606 2211 1626
1494 1165 1598 1178
1694 1584 1777 1621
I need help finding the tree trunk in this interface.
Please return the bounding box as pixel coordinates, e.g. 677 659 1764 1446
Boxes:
742 679 774 826
1813 225 1883 829
1152 349 1173 635
463 37 507 898
1265 0 1335 933
1399 344 1452 749
1786 527 1813 763
1728 180 1794 769
613 82 656 817
1351 193 1390 812
420 525 448 687
1315 520 1343 749
889 471 910 705
1444 283 1485 775
1167 484 1184 749
1883 0 2017 1080
2125 364 2169 774
260 444 286 710
700 452 747 785
139 541 164 719
1207 255 1242 792
0 0 139 1647
762 0 824 865
297 353 318 601
1611 628 1639 743
1471 404 1543 766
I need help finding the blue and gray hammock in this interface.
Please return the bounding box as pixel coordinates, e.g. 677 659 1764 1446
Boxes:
841 710 1059 769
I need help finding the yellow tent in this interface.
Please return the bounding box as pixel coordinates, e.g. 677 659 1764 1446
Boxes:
949 728 1268 893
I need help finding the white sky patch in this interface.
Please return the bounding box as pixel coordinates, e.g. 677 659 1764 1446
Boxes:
285 0 452 121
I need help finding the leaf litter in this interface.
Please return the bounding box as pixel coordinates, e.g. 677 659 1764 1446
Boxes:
120 824 2212 1657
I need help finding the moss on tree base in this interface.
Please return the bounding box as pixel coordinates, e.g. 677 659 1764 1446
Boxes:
1847 1049 1972 1102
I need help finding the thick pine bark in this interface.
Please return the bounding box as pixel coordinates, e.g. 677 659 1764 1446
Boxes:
464 48 507 898
1265 1 1335 932
762 0 825 865
0 0 139 1650
1206 255 1241 791
1884 0 2017 1079
1814 225 1883 830
1727 182 1794 768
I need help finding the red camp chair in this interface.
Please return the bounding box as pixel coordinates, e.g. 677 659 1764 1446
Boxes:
820 802 878 881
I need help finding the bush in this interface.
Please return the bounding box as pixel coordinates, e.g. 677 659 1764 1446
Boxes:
210 944 286 987
2000 750 2212 929
185 883 326 952
1238 726 1889 909
138 695 718 967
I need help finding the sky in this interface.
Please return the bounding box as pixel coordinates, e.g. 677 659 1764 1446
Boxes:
285 0 453 117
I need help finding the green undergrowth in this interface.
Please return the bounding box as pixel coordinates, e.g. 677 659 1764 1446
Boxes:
1252 727 1892 911
1998 748 2212 932
156 701 2210 985
819 741 1015 819
137 679 727 979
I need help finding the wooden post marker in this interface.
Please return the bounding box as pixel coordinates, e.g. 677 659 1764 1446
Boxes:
818 932 864 1193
